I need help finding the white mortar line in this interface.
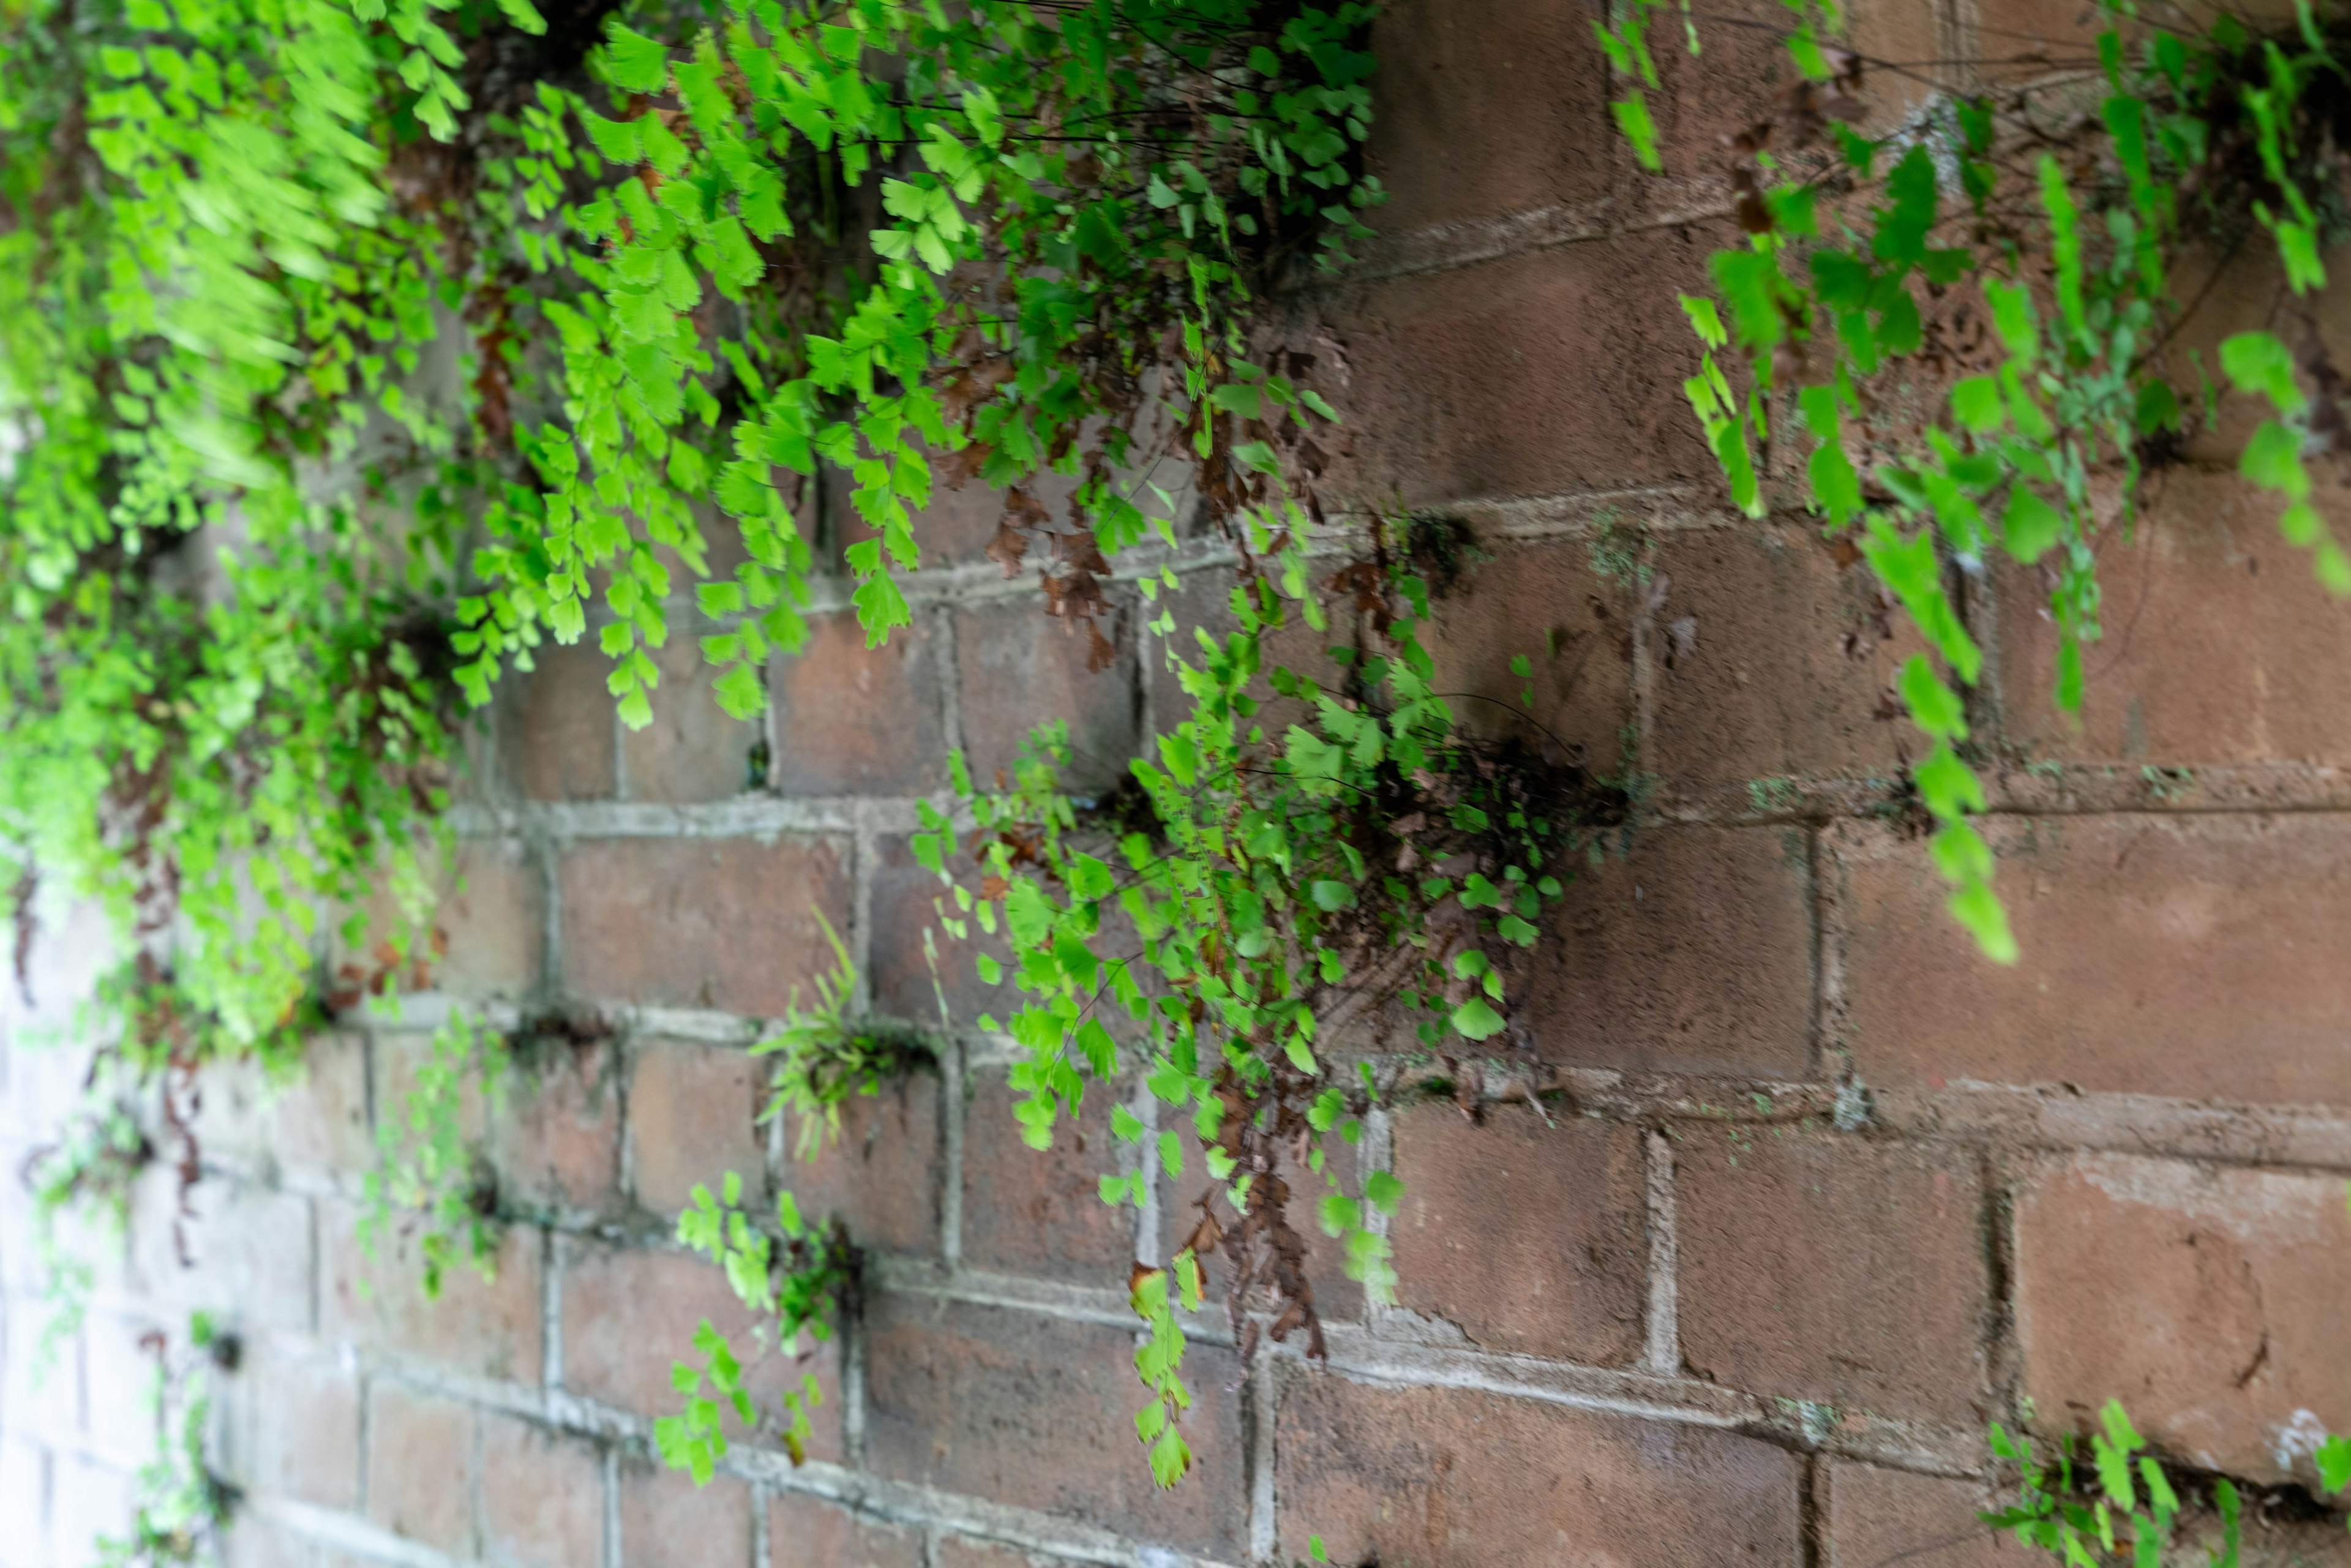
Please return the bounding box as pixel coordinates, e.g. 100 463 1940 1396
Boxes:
1642 1129 1681 1379
1245 1359 1278 1566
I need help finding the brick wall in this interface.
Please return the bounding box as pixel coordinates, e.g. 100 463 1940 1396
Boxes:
7 2 2351 1566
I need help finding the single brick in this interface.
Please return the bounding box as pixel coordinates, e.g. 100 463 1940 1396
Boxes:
1311 231 1720 509
618 1460 754 1568
768 1493 921 1568
479 1413 606 1568
1676 1124 1990 1425
233 1340 360 1511
1835 813 2351 1108
777 1073 941 1260
220 1518 313 1568
1276 1372 1803 1566
960 1069 1135 1285
557 836 851 1016
864 831 1008 1029
135 1177 314 1337
322 1202 544 1386
268 1029 373 1178
1998 468 2351 769
80 1312 163 1469
364 1382 474 1556
623 631 762 804
864 1295 1247 1559
2016 1151 2351 1482
560 1240 842 1464
1514 823 1816 1078
1359 0 1613 235
933 1540 1043 1568
1389 1103 1646 1364
626 1037 765 1219
1650 522 1921 803
954 594 1141 797
1417 536 1637 773
503 640 617 802
769 610 950 797
492 1034 623 1215
1824 1461 2034 1568
435 838 546 1002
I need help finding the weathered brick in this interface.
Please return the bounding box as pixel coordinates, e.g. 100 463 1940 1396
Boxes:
618 1460 754 1568
932 1540 1041 1568
557 836 851 1016
233 1340 360 1510
364 1382 474 1556
776 1073 941 1260
479 1412 606 1568
323 1203 544 1385
769 610 950 797
0 1436 50 1568
1513 823 1816 1078
623 631 762 803
1676 1124 1990 1425
2016 1152 2351 1482
436 838 546 1002
865 833 1008 1029
1276 1372 1803 1566
1389 1104 1646 1364
954 595 1141 797
1651 522 1921 803
503 640 617 802
1835 813 2351 1107
767 1493 921 1568
865 1296 1247 1559
1418 536 1637 772
560 1240 842 1465
134 1177 313 1335
268 1030 373 1178
1358 0 1613 236
1158 1135 1364 1328
1824 1462 2033 1568
1311 227 1722 509
492 1033 623 1215
960 1070 1134 1285
626 1037 765 1218
1998 469 2351 768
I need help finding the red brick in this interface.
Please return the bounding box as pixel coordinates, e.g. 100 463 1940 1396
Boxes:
235 1341 360 1510
619 1460 754 1568
135 1177 313 1335
2016 1151 2351 1482
1824 1462 2034 1568
626 1037 765 1218
1314 229 1721 509
933 1540 1041 1568
623 631 763 803
1276 1373 1803 1566
503 640 617 801
557 836 851 1016
769 611 949 797
776 1074 940 1259
1836 813 2351 1107
269 1030 373 1178
1676 1124 1990 1424
864 1296 1246 1558
1158 1133 1364 1327
435 838 545 1002
560 1240 842 1465
1389 1104 1646 1364
323 1203 544 1385
479 1412 605 1568
1359 0 1613 236
954 595 1141 797
1514 823 1816 1078
1998 469 2351 768
492 1033 623 1214
364 1382 474 1555
960 1070 1134 1284
1419 536 1636 772
1651 522 1922 803
864 833 1009 1030
768 1493 921 1568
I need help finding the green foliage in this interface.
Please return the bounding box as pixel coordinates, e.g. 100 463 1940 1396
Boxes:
655 1169 850 1482
913 541 1625 1485
21 1087 152 1357
752 910 933 1160
92 1313 237 1568
1603 0 2351 961
359 1011 511 1299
